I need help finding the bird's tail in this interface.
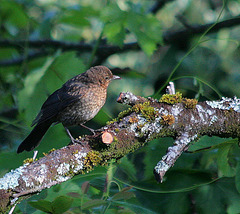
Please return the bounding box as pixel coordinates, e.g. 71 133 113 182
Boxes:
17 122 51 153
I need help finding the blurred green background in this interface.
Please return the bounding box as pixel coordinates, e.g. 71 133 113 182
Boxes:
1 0 240 213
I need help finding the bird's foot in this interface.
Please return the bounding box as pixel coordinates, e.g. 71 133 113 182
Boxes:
64 126 85 146
80 124 96 135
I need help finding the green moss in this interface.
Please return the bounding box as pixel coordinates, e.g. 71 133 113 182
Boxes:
49 148 56 153
106 118 118 125
129 116 139 123
160 114 175 126
132 102 159 121
159 92 182 104
101 140 142 160
107 101 159 126
72 150 79 155
182 98 198 108
23 158 37 164
117 108 133 120
84 151 102 171
114 128 120 133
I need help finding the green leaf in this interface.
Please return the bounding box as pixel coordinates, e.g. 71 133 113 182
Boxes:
18 52 85 124
188 136 231 152
0 1 29 28
28 200 53 213
52 196 73 214
235 159 240 194
104 21 126 46
112 191 135 201
18 55 57 123
126 12 162 55
227 198 240 214
217 144 235 177
67 192 81 198
112 200 156 214
43 52 86 92
101 3 125 22
59 7 98 27
101 3 127 46
117 156 137 182
81 181 90 194
121 186 133 192
81 199 107 210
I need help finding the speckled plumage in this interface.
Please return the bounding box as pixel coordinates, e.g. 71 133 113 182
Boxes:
17 66 120 153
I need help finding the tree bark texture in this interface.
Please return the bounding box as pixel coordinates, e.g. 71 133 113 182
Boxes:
1 92 240 213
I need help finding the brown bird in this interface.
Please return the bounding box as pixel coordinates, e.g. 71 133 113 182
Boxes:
17 65 120 153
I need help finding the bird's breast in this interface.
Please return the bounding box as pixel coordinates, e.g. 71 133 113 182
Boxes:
58 86 107 126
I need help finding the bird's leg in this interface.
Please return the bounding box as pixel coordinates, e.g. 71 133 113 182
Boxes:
64 126 82 144
80 124 96 135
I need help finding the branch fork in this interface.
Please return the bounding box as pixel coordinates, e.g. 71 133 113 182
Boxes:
1 91 240 212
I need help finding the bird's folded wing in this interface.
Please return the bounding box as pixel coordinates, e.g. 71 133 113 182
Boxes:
32 84 88 126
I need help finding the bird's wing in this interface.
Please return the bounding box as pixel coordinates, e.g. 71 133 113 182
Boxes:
32 83 88 126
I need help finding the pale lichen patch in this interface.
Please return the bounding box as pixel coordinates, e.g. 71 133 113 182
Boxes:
35 164 48 185
120 91 139 105
22 164 48 188
72 152 87 173
154 132 198 182
57 163 70 176
0 166 25 189
206 97 240 112
209 115 218 125
196 105 206 122
170 105 182 123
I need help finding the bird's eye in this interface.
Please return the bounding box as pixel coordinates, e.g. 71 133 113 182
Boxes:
105 76 109 80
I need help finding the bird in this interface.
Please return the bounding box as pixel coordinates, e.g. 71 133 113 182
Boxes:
17 65 121 153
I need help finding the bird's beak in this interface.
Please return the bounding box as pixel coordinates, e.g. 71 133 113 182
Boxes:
112 75 121 80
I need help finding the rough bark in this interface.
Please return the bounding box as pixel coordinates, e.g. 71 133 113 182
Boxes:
1 92 240 213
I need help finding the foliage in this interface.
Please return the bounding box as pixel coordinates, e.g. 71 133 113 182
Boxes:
1 0 240 213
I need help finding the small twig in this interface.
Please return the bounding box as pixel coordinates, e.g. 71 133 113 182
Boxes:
166 82 175 94
8 204 16 214
32 151 38 161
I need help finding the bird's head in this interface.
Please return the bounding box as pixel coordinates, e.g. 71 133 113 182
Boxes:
88 66 121 88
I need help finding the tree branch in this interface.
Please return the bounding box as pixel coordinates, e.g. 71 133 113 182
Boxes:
1 16 240 67
149 0 175 14
0 50 50 67
1 92 240 212
164 16 240 44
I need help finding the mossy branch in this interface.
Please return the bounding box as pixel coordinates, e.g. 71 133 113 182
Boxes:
1 92 240 212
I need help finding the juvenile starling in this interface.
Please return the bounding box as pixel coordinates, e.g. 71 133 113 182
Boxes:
17 66 120 153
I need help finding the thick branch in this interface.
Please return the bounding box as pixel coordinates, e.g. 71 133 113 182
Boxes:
1 92 240 212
